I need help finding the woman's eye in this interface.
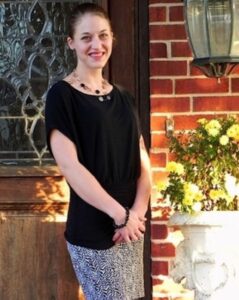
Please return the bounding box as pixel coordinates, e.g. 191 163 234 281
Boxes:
81 36 91 42
99 33 109 40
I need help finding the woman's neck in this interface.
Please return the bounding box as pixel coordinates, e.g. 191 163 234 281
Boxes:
73 66 104 87
67 67 112 97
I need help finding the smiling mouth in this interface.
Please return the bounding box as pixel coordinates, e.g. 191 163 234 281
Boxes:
89 51 105 58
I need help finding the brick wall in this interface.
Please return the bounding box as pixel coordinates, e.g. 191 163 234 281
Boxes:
149 0 239 299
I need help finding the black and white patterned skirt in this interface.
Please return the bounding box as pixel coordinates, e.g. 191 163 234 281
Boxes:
67 239 144 300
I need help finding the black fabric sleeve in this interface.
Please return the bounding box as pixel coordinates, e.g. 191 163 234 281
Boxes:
45 82 75 157
125 92 142 139
115 84 142 138
133 104 142 139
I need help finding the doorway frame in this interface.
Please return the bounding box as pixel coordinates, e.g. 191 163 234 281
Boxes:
104 0 151 298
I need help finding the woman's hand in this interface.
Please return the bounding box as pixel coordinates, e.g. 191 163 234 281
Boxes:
112 209 146 244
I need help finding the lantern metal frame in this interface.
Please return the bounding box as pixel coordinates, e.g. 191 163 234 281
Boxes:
184 0 239 78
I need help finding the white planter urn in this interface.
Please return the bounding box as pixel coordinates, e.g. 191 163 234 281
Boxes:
168 211 239 300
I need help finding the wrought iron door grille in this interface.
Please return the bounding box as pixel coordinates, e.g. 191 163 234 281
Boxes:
0 0 92 166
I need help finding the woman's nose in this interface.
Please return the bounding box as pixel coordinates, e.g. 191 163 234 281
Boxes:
91 35 101 48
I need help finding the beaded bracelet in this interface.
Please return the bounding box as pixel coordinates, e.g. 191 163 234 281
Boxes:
113 207 130 229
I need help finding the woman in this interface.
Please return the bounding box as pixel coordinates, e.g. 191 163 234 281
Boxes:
45 2 151 300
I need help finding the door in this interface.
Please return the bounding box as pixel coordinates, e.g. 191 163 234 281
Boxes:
0 1 93 299
0 0 150 299
108 1 151 299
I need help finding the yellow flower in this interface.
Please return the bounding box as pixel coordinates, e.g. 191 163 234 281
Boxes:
184 182 199 194
205 120 221 129
209 189 218 200
209 189 226 201
227 124 239 141
194 191 204 201
218 190 226 198
166 161 184 175
157 181 168 192
208 128 220 137
205 120 221 136
197 118 207 125
164 116 239 213
219 135 229 146
182 195 194 206
182 182 204 208
212 178 220 185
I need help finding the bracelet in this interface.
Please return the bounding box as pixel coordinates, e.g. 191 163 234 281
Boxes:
113 207 130 229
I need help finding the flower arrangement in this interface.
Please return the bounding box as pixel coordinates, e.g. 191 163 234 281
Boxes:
158 115 239 213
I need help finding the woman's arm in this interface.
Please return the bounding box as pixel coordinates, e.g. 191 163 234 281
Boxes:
131 135 152 216
113 136 152 243
51 130 149 243
50 129 127 224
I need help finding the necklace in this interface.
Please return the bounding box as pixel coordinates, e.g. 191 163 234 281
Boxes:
72 70 111 102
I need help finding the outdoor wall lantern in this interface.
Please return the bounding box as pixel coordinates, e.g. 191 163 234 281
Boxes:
184 0 239 78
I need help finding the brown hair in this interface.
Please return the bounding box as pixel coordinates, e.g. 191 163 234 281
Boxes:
68 2 112 38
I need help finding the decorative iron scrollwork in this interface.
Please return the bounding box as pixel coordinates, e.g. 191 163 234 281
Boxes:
0 0 85 165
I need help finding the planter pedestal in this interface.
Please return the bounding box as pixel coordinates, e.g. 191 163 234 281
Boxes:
168 212 239 300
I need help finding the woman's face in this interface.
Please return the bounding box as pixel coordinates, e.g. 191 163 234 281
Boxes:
68 13 113 71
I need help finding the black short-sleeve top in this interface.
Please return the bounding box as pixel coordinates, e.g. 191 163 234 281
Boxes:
45 80 141 249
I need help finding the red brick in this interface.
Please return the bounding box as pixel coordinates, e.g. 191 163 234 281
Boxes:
151 192 172 221
171 42 192 57
175 78 229 94
167 114 233 135
150 42 167 58
150 24 186 40
151 133 169 148
152 277 164 287
168 152 177 161
150 7 167 22
152 260 169 276
190 63 205 76
151 205 172 221
150 79 173 94
152 170 169 184
150 61 187 76
231 64 239 75
150 152 167 167
232 78 239 92
173 114 206 130
193 96 239 111
151 224 168 239
169 6 184 21
151 97 190 113
151 242 175 257
151 116 166 131
173 114 230 131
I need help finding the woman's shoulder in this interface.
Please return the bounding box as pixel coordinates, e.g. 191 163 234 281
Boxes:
46 80 73 104
113 84 136 107
114 84 134 100
48 80 71 95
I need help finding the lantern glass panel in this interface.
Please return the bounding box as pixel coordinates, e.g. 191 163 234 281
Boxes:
231 0 239 55
207 0 231 56
185 0 208 58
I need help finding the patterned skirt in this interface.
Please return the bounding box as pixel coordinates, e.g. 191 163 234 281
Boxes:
67 239 144 300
